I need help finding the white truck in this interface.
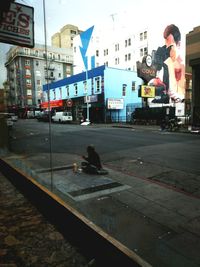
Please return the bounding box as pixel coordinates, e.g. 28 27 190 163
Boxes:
52 111 72 123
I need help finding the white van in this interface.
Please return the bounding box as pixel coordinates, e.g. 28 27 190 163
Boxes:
52 111 72 123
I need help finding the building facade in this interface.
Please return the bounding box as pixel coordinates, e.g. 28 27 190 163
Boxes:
5 44 73 114
51 24 82 49
186 26 200 126
42 65 142 123
73 25 151 74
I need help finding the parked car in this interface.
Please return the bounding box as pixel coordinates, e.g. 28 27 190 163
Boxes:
52 111 72 123
37 111 52 122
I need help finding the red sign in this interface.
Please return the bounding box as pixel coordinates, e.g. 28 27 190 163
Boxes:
0 2 34 48
41 100 63 109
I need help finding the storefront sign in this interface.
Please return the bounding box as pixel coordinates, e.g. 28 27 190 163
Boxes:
107 98 124 110
141 85 155 98
0 2 34 47
41 100 63 109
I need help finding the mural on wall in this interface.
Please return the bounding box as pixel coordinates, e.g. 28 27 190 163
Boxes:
137 24 185 106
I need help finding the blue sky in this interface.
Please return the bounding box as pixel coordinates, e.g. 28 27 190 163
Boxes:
0 0 199 86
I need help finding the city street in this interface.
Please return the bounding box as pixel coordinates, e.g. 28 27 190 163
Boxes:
3 119 200 266
10 119 200 175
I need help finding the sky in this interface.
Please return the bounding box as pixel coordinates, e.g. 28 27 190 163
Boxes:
0 0 199 86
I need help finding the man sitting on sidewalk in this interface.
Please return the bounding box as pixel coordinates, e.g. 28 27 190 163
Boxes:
81 145 108 175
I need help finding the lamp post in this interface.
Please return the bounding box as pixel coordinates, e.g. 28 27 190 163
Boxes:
85 69 90 123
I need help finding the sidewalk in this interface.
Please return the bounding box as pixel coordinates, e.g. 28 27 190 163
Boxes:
2 151 200 267
39 164 200 267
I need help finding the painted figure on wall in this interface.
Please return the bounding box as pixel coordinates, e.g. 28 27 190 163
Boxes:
148 24 185 104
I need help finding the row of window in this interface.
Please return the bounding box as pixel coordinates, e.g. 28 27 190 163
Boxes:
23 48 71 62
94 31 148 57
49 80 136 101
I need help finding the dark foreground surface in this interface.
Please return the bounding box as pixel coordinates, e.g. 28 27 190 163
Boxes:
0 172 90 267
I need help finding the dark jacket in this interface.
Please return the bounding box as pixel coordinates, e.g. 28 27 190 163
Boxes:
84 146 102 170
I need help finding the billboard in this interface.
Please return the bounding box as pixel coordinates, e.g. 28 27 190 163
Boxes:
0 2 34 48
137 24 185 106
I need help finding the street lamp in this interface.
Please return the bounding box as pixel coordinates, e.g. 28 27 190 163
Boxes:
85 69 90 123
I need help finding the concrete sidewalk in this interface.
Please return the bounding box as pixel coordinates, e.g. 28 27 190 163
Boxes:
42 166 200 267
3 152 200 267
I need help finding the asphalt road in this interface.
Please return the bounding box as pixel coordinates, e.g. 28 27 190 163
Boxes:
10 119 200 175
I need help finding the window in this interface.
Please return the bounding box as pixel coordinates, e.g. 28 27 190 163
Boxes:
95 77 100 92
27 99 32 105
125 54 127 61
125 40 127 47
140 48 143 57
128 53 131 60
74 83 78 96
132 81 136 91
24 48 29 55
115 58 119 65
36 60 39 66
122 84 127 96
66 86 69 97
71 30 77 34
59 87 62 99
25 69 31 76
140 32 143 41
25 60 30 66
35 50 39 56
27 89 32 96
96 50 99 56
104 49 108 56
37 80 41 85
26 79 31 86
115 43 119 51
144 31 147 39
128 38 131 46
144 47 148 56
83 81 87 94
53 89 56 100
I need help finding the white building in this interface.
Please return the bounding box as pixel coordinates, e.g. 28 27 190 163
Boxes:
73 17 165 75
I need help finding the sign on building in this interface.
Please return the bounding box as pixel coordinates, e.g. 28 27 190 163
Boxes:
0 2 34 48
107 98 124 110
141 85 155 98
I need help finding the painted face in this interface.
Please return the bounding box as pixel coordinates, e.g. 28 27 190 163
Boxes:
165 33 175 48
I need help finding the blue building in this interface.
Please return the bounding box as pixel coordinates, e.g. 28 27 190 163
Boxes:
42 65 142 123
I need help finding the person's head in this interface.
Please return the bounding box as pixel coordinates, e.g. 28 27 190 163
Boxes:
87 145 95 153
163 24 181 48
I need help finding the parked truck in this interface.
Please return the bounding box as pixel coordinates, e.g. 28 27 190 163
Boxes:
52 111 73 123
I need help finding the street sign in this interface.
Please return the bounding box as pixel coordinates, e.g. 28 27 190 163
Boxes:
66 99 73 107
